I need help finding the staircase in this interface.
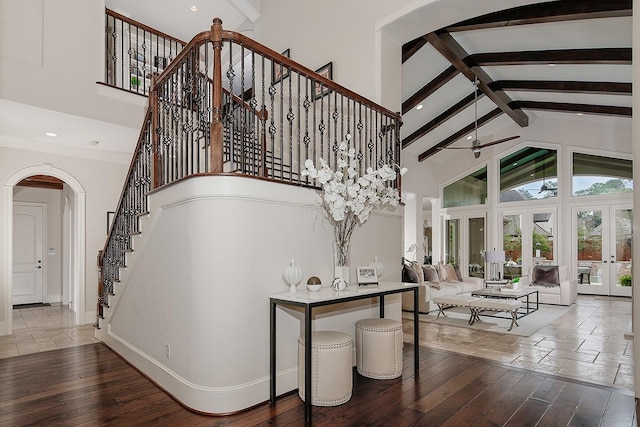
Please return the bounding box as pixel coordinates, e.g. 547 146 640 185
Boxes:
95 17 402 329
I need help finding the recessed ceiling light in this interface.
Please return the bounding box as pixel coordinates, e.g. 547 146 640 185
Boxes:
89 140 100 145
45 132 57 137
577 113 584 116
190 5 198 12
548 63 556 67
466 135 473 140
416 104 423 110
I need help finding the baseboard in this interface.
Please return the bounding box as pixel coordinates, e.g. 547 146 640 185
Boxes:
100 328 298 414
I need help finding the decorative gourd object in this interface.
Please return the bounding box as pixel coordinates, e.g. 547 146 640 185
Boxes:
306 276 322 291
370 256 384 278
332 276 348 291
283 259 302 293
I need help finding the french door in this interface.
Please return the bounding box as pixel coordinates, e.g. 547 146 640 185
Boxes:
574 204 632 297
501 208 557 280
443 213 486 278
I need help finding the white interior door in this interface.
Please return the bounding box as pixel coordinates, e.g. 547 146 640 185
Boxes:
12 204 44 305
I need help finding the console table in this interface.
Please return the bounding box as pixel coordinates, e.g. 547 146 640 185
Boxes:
270 282 419 423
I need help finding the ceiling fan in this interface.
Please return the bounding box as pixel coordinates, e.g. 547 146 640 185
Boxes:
438 77 519 158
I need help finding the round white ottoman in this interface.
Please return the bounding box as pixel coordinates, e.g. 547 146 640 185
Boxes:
355 318 403 379
298 331 353 406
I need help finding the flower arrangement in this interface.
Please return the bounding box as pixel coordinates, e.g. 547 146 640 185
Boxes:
301 135 407 268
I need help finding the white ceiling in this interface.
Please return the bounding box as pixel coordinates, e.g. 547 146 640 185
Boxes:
400 6 632 161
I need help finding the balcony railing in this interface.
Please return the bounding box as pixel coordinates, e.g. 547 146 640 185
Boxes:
97 17 402 321
104 9 186 95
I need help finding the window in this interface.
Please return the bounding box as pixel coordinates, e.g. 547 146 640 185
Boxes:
442 167 487 208
572 153 632 196
502 214 522 278
500 147 557 202
532 212 554 264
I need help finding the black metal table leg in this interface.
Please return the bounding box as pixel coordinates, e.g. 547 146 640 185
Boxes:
413 287 419 373
380 295 385 318
304 306 312 423
269 301 276 405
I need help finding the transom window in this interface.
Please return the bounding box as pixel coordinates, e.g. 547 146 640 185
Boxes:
442 166 487 208
572 153 632 197
500 147 557 202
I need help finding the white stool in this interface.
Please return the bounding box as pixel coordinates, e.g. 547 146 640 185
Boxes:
355 318 403 379
298 331 353 406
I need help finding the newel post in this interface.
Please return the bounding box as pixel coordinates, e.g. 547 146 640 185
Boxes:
210 17 224 173
150 77 161 188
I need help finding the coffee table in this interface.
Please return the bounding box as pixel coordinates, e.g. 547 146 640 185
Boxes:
471 287 538 319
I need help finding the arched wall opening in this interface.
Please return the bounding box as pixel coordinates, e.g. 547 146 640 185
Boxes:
3 164 87 333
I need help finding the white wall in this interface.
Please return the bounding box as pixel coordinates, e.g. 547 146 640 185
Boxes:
0 146 128 333
13 187 63 303
98 175 403 413
0 0 145 129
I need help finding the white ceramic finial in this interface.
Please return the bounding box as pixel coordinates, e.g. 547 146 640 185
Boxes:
283 258 302 293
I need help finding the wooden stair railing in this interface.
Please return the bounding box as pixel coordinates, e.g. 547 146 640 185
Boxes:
96 17 402 327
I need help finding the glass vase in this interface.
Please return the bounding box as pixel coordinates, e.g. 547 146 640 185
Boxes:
333 240 350 284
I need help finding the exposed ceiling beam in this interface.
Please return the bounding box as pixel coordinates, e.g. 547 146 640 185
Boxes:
402 35 428 64
425 31 529 128
445 0 631 32
418 108 503 162
490 80 631 95
511 101 632 117
402 66 458 114
467 48 631 66
403 91 481 148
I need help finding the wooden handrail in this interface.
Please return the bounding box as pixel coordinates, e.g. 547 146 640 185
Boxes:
106 8 186 46
220 29 402 122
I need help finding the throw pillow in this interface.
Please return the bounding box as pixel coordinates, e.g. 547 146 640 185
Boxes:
436 262 446 282
531 265 560 287
411 261 424 283
402 264 419 283
442 264 459 282
454 265 463 281
422 265 440 283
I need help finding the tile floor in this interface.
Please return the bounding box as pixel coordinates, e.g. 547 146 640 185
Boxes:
402 294 634 390
0 303 99 359
0 297 634 392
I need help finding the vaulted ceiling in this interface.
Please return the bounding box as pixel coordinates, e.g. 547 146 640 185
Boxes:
401 0 632 162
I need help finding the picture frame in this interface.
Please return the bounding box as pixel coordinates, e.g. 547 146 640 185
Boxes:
154 55 168 70
356 266 378 286
312 62 333 100
271 48 290 84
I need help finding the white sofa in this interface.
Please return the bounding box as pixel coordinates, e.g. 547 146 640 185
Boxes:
520 265 577 306
401 263 483 313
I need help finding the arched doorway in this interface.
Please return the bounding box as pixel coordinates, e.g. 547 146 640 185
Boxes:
3 165 87 332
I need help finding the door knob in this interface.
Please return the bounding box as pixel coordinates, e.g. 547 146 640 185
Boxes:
35 266 41 269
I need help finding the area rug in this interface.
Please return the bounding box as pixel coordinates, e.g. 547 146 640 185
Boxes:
402 303 572 337
13 302 51 309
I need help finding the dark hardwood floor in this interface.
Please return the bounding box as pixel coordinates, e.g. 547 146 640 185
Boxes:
0 342 636 426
